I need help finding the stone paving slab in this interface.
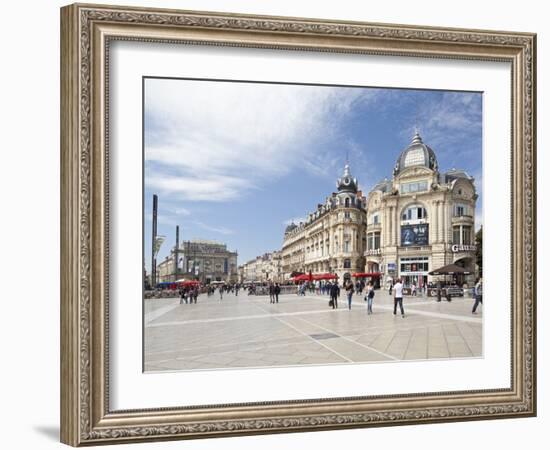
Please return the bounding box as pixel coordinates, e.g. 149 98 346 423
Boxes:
144 291 483 372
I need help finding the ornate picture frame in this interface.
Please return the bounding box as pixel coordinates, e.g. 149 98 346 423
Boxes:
60 3 536 446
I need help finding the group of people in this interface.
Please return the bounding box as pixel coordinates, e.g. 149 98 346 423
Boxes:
178 286 199 304
268 283 282 303
327 279 377 313
327 276 483 317
178 276 483 316
204 283 243 299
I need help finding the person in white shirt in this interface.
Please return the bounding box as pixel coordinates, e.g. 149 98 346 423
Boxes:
393 278 405 317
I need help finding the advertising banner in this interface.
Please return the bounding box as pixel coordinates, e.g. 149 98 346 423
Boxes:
401 224 429 246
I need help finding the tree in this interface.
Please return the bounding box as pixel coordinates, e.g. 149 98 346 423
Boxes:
475 226 483 277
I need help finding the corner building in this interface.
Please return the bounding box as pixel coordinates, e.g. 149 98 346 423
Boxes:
365 131 477 288
282 163 367 282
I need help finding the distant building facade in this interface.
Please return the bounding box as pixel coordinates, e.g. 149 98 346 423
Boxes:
239 251 283 283
156 239 238 284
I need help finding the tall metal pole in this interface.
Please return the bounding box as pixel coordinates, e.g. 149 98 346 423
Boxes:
186 240 190 273
151 194 158 287
174 225 179 282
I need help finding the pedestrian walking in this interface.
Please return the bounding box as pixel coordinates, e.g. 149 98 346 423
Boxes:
329 282 340 309
274 283 280 303
365 281 375 314
344 279 354 310
219 285 224 301
393 278 405 317
472 277 483 313
179 288 187 305
269 283 275 303
411 283 417 296
445 287 452 302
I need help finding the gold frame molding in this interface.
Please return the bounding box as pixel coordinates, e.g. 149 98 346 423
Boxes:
60 3 537 446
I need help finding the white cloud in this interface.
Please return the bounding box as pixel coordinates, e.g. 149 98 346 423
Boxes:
414 92 482 157
144 79 373 202
173 207 191 216
193 221 233 235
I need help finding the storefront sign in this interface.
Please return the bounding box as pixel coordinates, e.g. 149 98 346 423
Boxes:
387 263 396 272
451 244 477 252
401 223 429 246
365 248 382 256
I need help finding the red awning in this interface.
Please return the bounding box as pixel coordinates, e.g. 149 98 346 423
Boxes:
351 272 382 278
177 280 201 287
311 273 338 280
291 274 311 282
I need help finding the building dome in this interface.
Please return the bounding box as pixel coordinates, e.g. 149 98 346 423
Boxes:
336 163 358 193
393 131 438 176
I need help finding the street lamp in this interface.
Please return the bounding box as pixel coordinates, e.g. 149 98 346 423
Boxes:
153 234 165 286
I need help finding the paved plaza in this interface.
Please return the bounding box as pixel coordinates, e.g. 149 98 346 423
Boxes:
144 290 483 372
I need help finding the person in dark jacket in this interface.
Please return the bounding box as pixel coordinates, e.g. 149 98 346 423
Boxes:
344 279 354 310
329 282 340 309
274 283 281 303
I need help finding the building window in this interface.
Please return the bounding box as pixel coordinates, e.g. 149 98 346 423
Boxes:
400 180 428 194
462 226 471 245
402 204 428 221
453 226 461 245
345 197 350 208
344 241 350 253
400 256 429 273
403 148 426 167
454 204 468 217
367 232 381 250
369 212 380 224
453 225 472 245
344 211 351 219
344 259 351 269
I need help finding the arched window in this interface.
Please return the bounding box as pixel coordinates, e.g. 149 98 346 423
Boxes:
345 197 350 208
401 204 428 221
344 259 351 269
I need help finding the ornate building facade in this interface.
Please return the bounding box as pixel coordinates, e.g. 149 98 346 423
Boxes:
364 131 477 288
282 163 368 282
281 130 477 288
157 239 238 284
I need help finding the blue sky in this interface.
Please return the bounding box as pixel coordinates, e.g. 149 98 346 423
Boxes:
144 78 482 272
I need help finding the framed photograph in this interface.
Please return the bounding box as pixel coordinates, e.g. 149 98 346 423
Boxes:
60 3 536 446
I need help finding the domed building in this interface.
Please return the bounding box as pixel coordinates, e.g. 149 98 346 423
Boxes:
365 130 477 291
281 162 367 281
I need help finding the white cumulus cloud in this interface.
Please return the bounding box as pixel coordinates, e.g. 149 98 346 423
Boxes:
144 78 375 202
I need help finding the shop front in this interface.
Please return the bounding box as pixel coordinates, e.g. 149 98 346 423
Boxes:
399 256 429 290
